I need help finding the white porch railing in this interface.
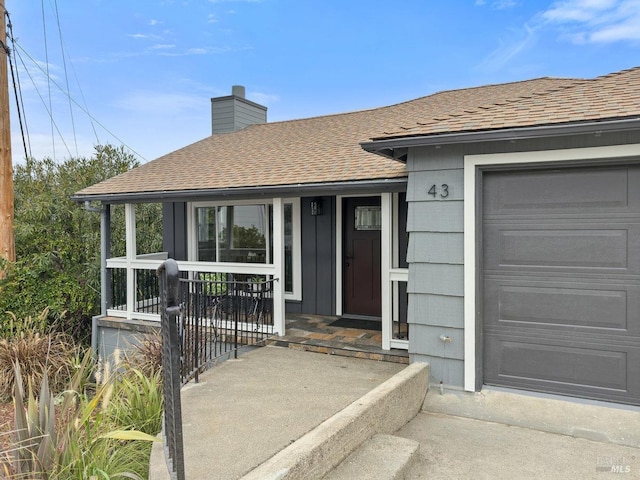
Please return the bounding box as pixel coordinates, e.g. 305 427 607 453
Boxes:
389 268 409 350
105 253 285 336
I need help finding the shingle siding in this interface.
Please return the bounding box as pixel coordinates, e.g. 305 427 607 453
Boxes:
406 132 640 389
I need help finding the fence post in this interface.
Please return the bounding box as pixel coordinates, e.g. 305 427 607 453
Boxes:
158 259 185 480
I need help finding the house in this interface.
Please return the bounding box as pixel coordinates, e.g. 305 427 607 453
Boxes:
73 66 640 406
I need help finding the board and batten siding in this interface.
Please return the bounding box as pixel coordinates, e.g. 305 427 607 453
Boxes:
406 147 465 387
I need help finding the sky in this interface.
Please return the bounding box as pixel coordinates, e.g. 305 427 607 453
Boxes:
6 0 640 164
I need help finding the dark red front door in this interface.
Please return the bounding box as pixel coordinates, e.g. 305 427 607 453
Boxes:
343 197 381 317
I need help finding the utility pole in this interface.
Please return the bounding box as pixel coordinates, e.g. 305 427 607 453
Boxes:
0 0 14 279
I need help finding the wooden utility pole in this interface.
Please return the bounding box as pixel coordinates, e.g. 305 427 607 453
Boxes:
0 0 14 279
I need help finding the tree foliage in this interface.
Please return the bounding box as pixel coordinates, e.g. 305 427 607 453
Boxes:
0 145 162 342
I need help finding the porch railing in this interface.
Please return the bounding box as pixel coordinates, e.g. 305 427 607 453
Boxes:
179 272 274 384
105 253 283 334
387 268 409 350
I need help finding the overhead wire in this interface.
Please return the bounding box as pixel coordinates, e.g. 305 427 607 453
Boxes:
51 0 78 156
13 43 73 159
14 41 146 161
4 10 30 160
40 0 55 161
6 4 146 163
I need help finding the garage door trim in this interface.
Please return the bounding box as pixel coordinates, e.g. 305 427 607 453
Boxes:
463 144 640 393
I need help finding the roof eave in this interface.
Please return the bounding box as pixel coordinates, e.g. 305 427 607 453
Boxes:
361 117 640 161
71 177 408 204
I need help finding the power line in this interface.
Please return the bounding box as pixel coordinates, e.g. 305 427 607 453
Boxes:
4 10 30 160
52 0 78 156
40 0 55 161
14 41 146 162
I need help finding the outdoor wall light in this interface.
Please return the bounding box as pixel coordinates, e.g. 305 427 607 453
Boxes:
310 198 323 216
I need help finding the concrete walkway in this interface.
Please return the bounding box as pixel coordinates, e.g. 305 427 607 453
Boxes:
151 345 640 479
149 345 409 480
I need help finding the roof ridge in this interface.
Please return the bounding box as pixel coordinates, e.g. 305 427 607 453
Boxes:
230 77 585 131
391 79 589 133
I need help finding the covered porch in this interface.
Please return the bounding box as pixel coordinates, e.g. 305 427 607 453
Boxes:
94 192 410 362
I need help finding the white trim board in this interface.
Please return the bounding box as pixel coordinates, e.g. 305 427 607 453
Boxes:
463 144 640 392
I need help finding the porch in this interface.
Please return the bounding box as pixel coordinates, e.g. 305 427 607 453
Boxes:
95 312 409 369
268 314 409 364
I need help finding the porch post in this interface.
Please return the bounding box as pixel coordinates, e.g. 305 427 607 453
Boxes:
125 203 137 320
101 204 111 316
272 198 286 335
381 192 392 350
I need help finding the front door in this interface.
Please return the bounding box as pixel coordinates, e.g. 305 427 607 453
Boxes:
343 197 381 317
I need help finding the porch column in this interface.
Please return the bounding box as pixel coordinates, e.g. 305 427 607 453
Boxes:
101 204 111 316
125 203 137 320
381 192 392 350
272 197 286 335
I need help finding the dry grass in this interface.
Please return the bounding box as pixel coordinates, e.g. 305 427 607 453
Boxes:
125 331 163 376
0 402 13 453
0 331 80 402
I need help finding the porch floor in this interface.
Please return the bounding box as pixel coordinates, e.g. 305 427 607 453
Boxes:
267 314 409 364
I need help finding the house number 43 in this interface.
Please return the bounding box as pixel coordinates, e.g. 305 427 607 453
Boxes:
428 184 449 198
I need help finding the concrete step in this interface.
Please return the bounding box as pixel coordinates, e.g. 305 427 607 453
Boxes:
322 434 420 480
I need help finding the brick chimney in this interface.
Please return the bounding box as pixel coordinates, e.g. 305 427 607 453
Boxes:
211 85 267 134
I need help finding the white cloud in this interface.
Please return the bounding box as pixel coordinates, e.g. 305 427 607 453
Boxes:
128 33 149 39
208 13 218 23
149 19 161 26
115 91 205 115
475 0 518 8
478 23 538 70
249 91 279 107
150 44 176 50
541 0 640 43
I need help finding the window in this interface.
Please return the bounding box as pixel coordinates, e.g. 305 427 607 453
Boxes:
196 205 268 263
191 200 301 298
355 206 382 230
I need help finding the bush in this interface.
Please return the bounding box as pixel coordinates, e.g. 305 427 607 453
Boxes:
1 350 161 479
0 311 80 402
126 331 163 377
0 145 163 343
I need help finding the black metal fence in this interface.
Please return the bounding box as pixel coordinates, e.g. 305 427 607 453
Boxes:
157 260 276 480
178 271 275 384
158 259 185 480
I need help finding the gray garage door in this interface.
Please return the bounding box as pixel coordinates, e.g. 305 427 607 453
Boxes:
482 164 640 405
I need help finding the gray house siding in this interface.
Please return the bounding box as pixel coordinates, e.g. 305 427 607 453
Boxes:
405 148 464 386
163 202 188 261
211 96 267 134
287 196 337 315
405 131 640 389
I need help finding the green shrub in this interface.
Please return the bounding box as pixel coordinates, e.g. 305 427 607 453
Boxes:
0 145 163 343
2 350 160 479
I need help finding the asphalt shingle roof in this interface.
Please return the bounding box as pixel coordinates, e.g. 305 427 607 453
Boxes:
374 66 640 140
75 76 587 198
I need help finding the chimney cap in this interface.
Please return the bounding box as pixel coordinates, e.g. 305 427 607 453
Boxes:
231 85 245 98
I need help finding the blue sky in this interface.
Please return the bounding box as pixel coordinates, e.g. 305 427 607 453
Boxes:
7 0 640 164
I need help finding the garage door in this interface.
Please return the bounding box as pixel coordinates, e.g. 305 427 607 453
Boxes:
482 164 640 405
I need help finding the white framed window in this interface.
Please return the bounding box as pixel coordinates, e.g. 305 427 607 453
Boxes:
189 198 301 300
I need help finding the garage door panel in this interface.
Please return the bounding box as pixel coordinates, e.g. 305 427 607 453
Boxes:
482 164 640 405
484 281 634 331
483 166 640 215
484 337 640 403
484 224 640 272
